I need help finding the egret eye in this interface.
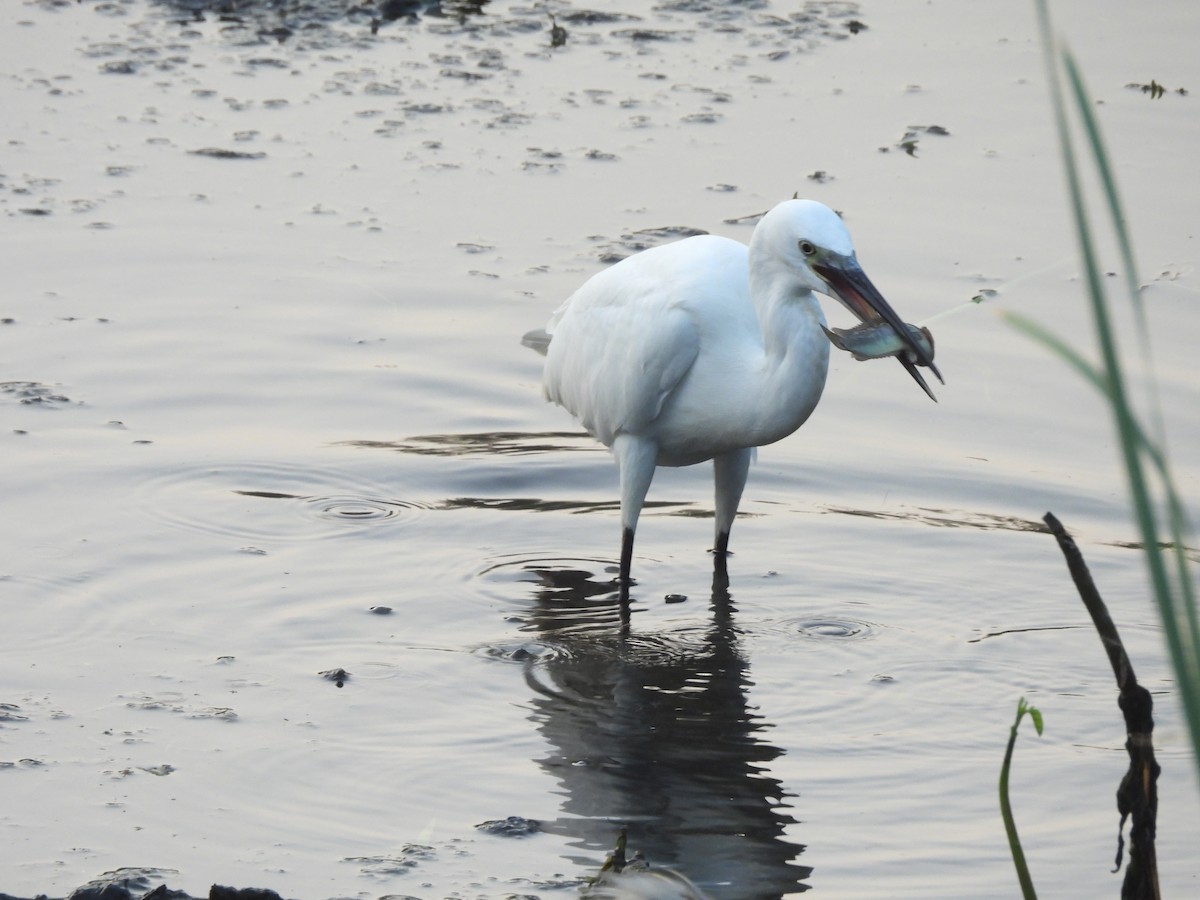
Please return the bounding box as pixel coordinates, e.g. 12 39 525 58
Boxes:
798 240 816 257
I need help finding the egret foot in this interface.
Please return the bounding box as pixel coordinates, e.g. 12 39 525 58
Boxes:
710 530 732 558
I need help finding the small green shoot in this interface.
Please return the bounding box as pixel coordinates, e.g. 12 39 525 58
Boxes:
999 697 1044 900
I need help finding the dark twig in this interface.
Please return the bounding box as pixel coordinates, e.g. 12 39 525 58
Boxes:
1043 512 1160 900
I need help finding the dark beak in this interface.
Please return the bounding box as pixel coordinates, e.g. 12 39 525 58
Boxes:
813 254 944 401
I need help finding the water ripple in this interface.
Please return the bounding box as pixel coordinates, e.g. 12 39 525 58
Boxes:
135 461 430 542
339 431 600 457
473 554 628 635
790 616 880 642
297 494 426 524
824 504 1050 534
471 640 574 665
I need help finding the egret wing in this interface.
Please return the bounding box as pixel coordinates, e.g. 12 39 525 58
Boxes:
543 269 700 448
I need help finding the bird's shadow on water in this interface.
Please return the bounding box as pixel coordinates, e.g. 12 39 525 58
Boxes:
510 564 813 899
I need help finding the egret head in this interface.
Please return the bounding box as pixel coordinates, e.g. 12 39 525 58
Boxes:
754 199 943 399
752 200 854 292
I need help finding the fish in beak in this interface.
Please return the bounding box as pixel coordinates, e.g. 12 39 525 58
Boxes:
812 252 944 401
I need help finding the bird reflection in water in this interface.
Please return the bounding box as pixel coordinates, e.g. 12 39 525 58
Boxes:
512 566 812 899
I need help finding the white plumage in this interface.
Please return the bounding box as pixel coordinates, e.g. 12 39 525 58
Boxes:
529 199 939 589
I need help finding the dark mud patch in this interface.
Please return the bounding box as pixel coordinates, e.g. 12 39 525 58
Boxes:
592 225 710 262
44 0 868 61
0 867 291 900
1 381 75 407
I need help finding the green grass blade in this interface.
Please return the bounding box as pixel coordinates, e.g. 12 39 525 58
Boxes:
1060 47 1172 489
1059 52 1143 319
1031 0 1200 774
1001 312 1105 394
1007 307 1198 637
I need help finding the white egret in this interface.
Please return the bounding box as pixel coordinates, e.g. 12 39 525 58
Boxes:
526 199 940 590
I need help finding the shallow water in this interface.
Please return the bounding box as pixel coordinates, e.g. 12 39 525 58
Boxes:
3 0 1199 897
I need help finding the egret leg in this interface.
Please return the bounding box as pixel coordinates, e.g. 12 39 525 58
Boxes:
712 447 752 558
619 527 635 589
612 434 658 585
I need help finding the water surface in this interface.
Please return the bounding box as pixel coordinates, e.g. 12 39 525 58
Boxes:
3 1 1198 897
